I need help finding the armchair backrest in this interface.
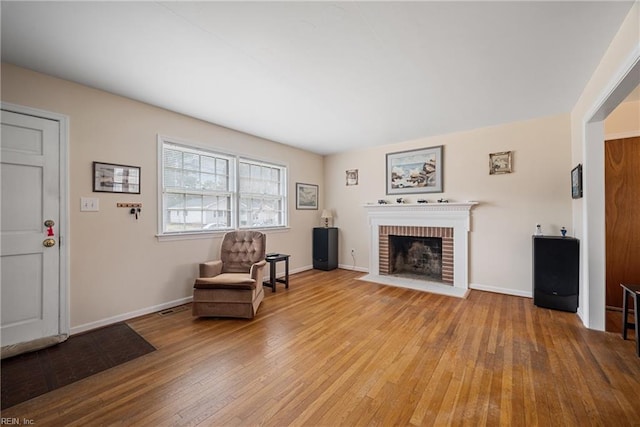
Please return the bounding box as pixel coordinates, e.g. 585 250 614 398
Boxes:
220 231 266 273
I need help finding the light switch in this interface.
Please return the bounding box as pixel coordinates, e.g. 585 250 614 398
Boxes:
81 197 99 212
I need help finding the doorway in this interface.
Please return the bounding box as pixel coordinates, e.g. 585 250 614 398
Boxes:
605 136 640 331
582 56 640 332
1 103 69 357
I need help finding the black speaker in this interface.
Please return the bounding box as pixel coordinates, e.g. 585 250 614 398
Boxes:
532 236 579 312
313 227 338 271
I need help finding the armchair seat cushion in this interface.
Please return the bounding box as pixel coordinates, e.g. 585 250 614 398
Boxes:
194 273 256 290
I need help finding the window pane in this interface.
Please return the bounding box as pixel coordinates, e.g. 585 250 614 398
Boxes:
217 159 228 175
164 149 182 168
239 177 249 192
250 164 260 179
262 167 271 180
183 153 199 171
201 156 216 173
183 171 200 189
165 168 182 188
201 172 217 190
239 162 250 177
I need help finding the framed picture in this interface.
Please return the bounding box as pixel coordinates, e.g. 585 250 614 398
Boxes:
571 164 583 199
346 169 358 186
386 145 443 194
489 151 513 175
296 182 318 210
93 161 140 194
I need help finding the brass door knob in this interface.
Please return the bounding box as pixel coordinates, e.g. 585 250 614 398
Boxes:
43 238 56 247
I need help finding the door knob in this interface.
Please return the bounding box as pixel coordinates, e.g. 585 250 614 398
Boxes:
43 238 56 247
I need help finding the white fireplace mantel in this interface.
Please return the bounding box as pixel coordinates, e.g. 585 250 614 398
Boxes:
361 202 478 298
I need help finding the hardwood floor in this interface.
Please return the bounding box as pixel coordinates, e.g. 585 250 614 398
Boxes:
3 269 639 426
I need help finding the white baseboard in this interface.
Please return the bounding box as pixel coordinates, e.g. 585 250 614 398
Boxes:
70 296 193 335
470 283 532 298
338 264 369 273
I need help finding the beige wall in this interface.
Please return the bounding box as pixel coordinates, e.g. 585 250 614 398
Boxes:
1 63 324 332
570 2 639 330
325 114 573 296
605 99 640 137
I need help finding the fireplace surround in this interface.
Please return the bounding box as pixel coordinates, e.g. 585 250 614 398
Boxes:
361 202 477 298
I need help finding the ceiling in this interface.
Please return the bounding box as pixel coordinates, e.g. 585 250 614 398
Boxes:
1 1 635 155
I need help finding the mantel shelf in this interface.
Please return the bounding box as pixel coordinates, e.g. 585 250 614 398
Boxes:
363 202 479 212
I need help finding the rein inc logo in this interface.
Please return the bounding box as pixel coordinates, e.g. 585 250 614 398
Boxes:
1 419 34 425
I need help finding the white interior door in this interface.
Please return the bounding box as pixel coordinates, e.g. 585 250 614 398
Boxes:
1 109 61 347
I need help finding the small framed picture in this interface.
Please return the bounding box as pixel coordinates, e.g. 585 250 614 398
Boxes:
571 164 583 199
489 151 513 175
346 169 358 186
93 162 140 193
296 182 318 210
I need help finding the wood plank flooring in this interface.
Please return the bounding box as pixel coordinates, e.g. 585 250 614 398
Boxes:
2 269 639 426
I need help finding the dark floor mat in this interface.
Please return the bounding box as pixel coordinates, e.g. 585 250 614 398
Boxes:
1 322 155 409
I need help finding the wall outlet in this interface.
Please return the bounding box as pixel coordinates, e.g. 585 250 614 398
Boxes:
81 197 99 212
351 248 356 255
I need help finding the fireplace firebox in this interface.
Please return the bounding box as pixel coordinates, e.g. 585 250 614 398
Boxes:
389 235 443 281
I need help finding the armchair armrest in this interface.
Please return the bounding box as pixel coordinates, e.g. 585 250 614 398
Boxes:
250 260 267 284
199 260 223 278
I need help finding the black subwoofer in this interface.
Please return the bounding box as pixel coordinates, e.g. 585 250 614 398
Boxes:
313 227 338 271
532 235 579 312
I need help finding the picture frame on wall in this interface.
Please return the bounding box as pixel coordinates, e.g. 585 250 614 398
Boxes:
489 151 513 175
346 169 358 186
386 145 443 195
571 164 583 199
296 182 318 210
93 161 140 194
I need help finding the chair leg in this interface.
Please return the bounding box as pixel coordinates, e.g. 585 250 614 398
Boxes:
634 294 640 357
622 289 629 340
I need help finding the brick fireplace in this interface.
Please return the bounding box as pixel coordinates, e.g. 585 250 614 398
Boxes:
362 202 477 298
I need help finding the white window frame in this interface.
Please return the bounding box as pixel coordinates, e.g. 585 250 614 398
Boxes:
157 135 288 240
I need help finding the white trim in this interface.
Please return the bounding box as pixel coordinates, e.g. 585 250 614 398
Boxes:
156 226 291 242
1 102 71 341
70 296 193 335
469 283 532 298
581 46 640 331
338 264 369 273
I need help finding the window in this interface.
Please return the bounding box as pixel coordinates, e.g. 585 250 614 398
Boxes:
159 136 287 236
239 159 286 228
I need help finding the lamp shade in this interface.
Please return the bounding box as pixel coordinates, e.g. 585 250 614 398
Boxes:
321 209 333 219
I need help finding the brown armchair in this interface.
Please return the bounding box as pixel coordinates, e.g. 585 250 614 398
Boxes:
192 231 266 319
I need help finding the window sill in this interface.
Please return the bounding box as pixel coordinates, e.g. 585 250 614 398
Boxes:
156 227 290 242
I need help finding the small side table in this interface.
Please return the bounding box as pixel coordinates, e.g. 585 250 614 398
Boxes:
264 254 290 293
620 283 640 357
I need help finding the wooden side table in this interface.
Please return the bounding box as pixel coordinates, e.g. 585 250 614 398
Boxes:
620 283 640 357
264 254 290 293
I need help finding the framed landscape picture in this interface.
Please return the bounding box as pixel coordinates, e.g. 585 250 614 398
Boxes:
386 146 443 194
296 182 318 210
